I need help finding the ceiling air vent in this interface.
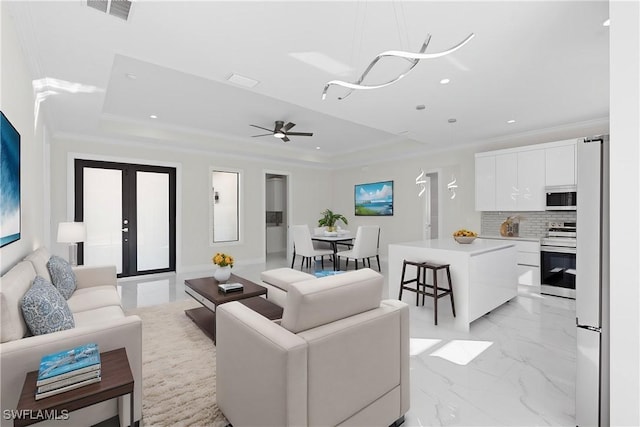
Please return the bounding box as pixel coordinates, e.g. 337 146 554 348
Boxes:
87 0 132 21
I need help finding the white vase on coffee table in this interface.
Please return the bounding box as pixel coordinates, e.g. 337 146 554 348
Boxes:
214 266 232 283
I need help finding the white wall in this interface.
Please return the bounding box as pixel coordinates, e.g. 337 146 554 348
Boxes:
332 146 477 256
48 137 332 272
0 4 46 274
609 1 640 424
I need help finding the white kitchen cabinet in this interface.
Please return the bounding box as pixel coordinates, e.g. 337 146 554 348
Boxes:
481 237 540 286
545 142 576 186
515 240 540 286
517 265 541 287
495 153 518 211
475 155 496 211
495 149 546 211
266 225 286 253
475 139 577 211
517 149 546 211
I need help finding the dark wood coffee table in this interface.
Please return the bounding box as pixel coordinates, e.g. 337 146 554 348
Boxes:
184 273 283 343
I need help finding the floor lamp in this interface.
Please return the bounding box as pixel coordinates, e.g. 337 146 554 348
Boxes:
57 222 86 266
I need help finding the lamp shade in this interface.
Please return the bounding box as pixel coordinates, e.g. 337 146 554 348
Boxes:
57 222 86 243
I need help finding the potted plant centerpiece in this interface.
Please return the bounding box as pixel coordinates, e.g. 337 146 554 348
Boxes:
318 209 348 233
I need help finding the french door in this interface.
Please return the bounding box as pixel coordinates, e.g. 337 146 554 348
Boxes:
74 160 176 277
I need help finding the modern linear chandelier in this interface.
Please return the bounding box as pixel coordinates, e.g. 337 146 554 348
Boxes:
322 33 475 100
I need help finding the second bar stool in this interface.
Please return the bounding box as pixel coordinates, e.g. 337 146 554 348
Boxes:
399 259 456 325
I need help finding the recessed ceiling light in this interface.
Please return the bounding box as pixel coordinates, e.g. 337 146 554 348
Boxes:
316 146 321 150
126 73 137 80
507 119 516 124
227 73 259 88
416 104 426 111
149 115 157 119
448 118 457 123
440 78 450 85
603 18 610 27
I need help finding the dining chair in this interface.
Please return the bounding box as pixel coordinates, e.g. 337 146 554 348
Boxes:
336 225 381 271
312 227 332 251
291 225 334 270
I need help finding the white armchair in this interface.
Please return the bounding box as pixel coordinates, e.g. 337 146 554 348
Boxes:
216 268 409 427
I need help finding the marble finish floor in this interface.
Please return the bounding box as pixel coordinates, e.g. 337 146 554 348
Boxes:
117 253 576 426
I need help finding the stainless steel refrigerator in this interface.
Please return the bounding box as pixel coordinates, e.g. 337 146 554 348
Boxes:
576 136 609 426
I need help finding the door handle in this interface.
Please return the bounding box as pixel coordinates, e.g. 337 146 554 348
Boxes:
122 228 129 232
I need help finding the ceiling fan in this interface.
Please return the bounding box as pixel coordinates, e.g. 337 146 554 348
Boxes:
250 121 313 142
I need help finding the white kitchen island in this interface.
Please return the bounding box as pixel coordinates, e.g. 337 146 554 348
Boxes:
388 238 517 331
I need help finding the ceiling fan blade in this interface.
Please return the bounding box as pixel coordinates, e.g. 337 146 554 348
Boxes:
281 136 290 142
283 122 296 131
286 132 313 137
250 124 274 132
251 133 272 137
274 120 284 132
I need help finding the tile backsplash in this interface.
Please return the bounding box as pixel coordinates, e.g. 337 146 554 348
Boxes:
266 211 283 226
481 211 577 238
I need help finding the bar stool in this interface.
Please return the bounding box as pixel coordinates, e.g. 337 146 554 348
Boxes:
398 260 456 325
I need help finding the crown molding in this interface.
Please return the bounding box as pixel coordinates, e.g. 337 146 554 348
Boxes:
52 130 333 170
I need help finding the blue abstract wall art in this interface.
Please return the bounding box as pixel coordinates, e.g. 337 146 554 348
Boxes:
1 111 21 247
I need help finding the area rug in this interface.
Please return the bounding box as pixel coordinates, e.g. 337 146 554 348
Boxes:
126 300 228 427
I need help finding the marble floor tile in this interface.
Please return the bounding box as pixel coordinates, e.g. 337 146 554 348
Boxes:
117 254 576 426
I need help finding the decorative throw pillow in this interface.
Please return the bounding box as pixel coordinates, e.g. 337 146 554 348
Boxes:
21 276 75 336
47 255 76 300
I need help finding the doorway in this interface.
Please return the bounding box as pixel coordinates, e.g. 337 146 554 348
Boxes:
265 173 289 263
74 159 176 277
423 172 440 240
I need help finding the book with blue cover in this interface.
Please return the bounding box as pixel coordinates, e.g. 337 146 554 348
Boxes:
37 343 101 385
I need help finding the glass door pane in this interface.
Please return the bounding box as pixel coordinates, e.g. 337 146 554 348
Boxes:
136 171 169 271
83 167 123 273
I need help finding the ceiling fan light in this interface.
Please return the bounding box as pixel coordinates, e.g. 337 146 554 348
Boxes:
274 132 285 138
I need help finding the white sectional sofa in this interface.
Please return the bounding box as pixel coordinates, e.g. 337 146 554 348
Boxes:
218 268 410 427
0 248 142 427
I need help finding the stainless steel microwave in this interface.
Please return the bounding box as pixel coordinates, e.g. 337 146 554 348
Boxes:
545 185 577 210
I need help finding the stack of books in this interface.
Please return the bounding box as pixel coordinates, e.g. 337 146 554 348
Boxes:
218 283 244 293
35 343 101 400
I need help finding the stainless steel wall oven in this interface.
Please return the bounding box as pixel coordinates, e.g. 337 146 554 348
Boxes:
540 222 576 298
540 246 576 298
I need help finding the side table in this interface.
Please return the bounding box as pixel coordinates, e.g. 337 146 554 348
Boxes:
15 348 135 427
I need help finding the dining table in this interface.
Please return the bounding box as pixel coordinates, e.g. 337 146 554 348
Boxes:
311 232 354 270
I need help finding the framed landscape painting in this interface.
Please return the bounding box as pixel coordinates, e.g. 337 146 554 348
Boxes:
1 111 21 247
355 180 393 216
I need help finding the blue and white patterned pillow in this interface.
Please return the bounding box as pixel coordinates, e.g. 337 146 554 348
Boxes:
20 276 75 336
47 255 77 300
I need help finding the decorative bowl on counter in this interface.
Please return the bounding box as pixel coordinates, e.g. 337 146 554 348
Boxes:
452 229 478 244
454 236 477 244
